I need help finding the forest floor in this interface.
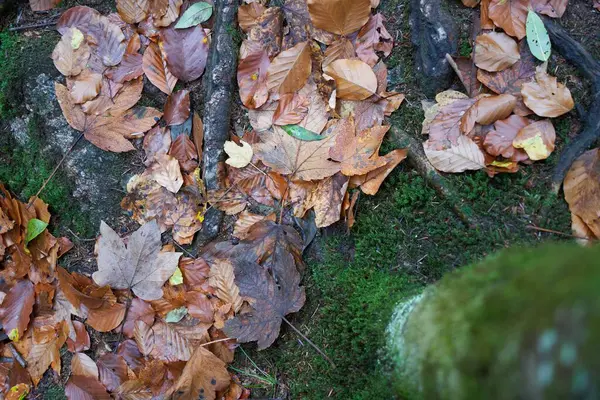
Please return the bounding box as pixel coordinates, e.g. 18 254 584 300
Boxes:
0 0 599 399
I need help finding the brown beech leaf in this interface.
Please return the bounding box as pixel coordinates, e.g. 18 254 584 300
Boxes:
297 78 330 133
329 118 389 176
483 115 531 160
56 6 101 35
97 354 128 392
424 135 486 173
564 149 600 238
105 53 144 83
238 49 270 109
143 126 172 166
143 42 178 95
134 318 209 362
512 119 556 160
148 154 184 193
66 321 90 352
282 0 336 47
27 321 68 385
476 41 536 116
68 69 103 104
208 259 243 313
266 41 312 95
160 26 209 82
123 298 156 338
521 65 574 118
323 37 356 68
117 0 149 23
166 347 230 400
253 126 341 181
0 280 34 341
185 292 213 323
87 301 127 332
238 3 266 32
488 0 528 40
310 172 349 227
531 0 568 18
307 0 371 36
92 221 182 301
155 0 183 27
248 8 283 58
272 93 309 125
115 379 153 399
168 134 198 173
71 352 98 378
352 148 408 195
446 55 484 97
82 77 136 116
426 97 477 150
233 211 276 240
65 374 111 400
323 59 377 100
52 27 91 77
92 14 127 67
164 90 191 126
355 14 393 67
474 32 520 72
460 94 517 134
30 0 60 11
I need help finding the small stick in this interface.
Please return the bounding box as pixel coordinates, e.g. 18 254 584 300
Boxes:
526 225 588 240
8 343 27 368
173 241 195 258
0 357 13 363
198 337 235 347
282 316 335 368
9 20 57 32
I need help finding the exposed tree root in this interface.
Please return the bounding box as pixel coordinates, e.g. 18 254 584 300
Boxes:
200 0 239 239
542 17 600 194
390 127 479 228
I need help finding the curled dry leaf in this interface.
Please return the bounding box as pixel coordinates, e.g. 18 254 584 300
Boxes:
164 90 191 126
355 14 393 67
512 119 555 160
160 26 209 82
66 320 90 352
272 93 309 125
521 65 574 118
224 140 253 169
564 149 600 238
309 172 350 227
143 42 178 95
248 7 283 58
266 41 312 95
0 280 34 341
460 94 517 134
488 0 529 40
238 49 270 109
92 220 182 301
424 135 486 173
483 115 531 160
297 78 329 133
143 126 171 166
169 134 199 173
52 27 90 77
323 59 377 100
155 0 184 27
149 154 184 193
307 0 371 36
352 148 408 195
474 32 520 72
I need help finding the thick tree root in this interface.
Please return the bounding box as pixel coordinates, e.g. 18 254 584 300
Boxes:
542 17 600 193
201 0 239 239
390 127 479 228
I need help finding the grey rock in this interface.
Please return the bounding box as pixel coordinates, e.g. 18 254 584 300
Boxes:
409 0 458 97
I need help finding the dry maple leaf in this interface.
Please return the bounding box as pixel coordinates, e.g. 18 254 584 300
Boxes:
92 220 182 301
143 42 178 95
253 126 341 181
224 140 253 169
474 32 520 72
166 346 230 400
351 148 408 195
488 0 529 40
323 59 377 100
266 41 312 95
307 0 371 36
424 135 486 173
208 259 244 313
564 148 600 238
512 119 555 160
521 65 574 118
160 26 209 82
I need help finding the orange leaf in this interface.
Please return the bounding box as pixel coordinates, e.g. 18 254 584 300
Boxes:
474 32 520 72
564 149 600 238
238 49 270 109
266 41 312 95
143 42 178 95
521 65 574 118
87 301 127 332
66 321 91 352
323 59 377 101
272 93 309 125
0 280 34 341
117 0 149 24
307 0 371 36
65 374 111 399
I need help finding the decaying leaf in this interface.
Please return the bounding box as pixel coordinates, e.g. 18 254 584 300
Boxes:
0 280 34 341
307 0 371 36
512 119 555 160
52 27 90 77
93 221 182 301
272 93 309 125
474 32 520 72
521 65 574 118
148 154 184 193
355 14 393 67
30 0 60 11
323 59 377 100
564 149 600 239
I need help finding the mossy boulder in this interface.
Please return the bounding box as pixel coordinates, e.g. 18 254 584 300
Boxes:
388 242 600 399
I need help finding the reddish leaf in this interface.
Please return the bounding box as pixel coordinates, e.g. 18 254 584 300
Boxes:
238 49 270 109
30 0 60 11
168 134 198 173
97 354 128 392
143 42 178 95
185 291 214 323
483 115 531 161
86 301 127 332
0 280 34 341
356 14 393 67
164 90 191 126
160 26 209 82
66 321 91 352
123 298 156 338
65 375 111 400
105 53 144 83
117 339 145 373
272 93 309 125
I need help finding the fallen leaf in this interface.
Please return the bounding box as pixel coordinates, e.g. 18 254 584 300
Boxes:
166 346 230 400
460 94 517 134
323 37 356 68
224 140 253 169
208 259 243 313
352 148 408 195
526 10 551 62
238 3 266 32
254 126 341 180
281 124 325 141
424 135 486 173
105 53 144 83
307 0 371 36
149 154 184 193
164 90 191 126
117 0 149 23
272 93 309 125
30 0 60 11
168 134 198 172
426 97 477 150
521 65 574 117
92 15 127 67
175 1 212 28
446 55 484 97
0 280 34 341
97 354 128 392
71 352 98 378
323 59 377 100
143 126 172 166
482 115 531 160
143 42 178 95
531 0 568 18
66 321 90 352
93 221 182 301
355 14 393 67
248 7 283 58
564 148 600 238
297 78 330 132
65 375 111 400
238 49 270 109
488 0 529 40
512 119 555 160
52 27 90 77
155 0 184 27
68 70 103 104
310 172 349 227
86 301 127 332
26 321 68 385
134 318 209 362
160 26 209 82
123 298 156 338
474 31 520 72
233 211 276 239
266 41 312 95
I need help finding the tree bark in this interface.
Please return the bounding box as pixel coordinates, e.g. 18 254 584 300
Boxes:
201 0 239 238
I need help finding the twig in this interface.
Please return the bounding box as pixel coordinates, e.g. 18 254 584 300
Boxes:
199 337 235 347
113 297 132 353
67 228 96 242
8 20 57 32
173 241 196 258
281 316 335 368
27 133 84 210
526 225 588 240
8 343 26 368
0 357 13 363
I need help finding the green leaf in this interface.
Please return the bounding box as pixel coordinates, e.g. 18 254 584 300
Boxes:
169 267 184 286
175 2 213 29
281 125 325 141
526 10 551 62
25 218 48 245
165 307 188 323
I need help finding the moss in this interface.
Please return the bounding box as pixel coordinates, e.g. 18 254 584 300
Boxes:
41 384 67 399
391 242 600 399
0 30 59 120
0 115 95 237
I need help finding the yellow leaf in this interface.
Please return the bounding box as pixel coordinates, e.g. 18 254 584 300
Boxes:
224 140 253 168
8 328 19 341
169 267 184 286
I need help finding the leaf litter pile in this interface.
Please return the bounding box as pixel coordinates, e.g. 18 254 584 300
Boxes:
1 0 411 397
3 0 600 397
